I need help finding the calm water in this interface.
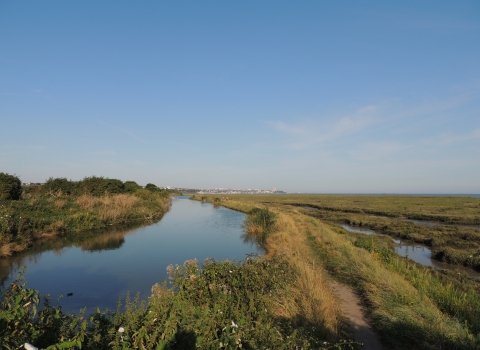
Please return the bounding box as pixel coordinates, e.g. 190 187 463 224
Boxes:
339 223 480 278
0 197 263 313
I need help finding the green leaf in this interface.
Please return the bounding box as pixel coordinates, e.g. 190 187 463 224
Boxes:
156 340 168 350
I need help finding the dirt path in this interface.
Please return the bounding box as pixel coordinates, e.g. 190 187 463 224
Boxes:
332 282 384 350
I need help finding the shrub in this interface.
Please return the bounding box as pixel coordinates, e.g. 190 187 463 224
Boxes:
0 173 22 200
145 183 160 192
244 207 277 244
124 181 141 193
1 260 357 350
79 176 125 196
41 177 76 196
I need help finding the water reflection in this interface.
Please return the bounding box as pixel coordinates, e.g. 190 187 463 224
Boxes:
0 197 263 313
0 225 143 288
338 223 480 279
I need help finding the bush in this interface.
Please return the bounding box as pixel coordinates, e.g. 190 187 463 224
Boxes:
41 177 76 196
145 183 160 192
1 260 357 350
0 173 22 200
0 268 87 349
79 176 125 196
124 181 141 193
244 207 277 244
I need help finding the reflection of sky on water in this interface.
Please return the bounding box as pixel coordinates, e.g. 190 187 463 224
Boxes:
339 223 480 279
338 224 375 235
400 218 480 230
0 197 263 314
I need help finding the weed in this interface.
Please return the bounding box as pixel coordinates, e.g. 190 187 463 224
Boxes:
1 260 358 349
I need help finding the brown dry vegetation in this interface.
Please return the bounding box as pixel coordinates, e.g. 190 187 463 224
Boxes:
0 191 172 257
208 199 343 341
197 195 480 349
267 211 342 340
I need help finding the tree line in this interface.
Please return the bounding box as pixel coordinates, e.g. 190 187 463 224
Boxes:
0 172 172 200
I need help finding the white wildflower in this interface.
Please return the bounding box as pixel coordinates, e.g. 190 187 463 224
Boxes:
24 344 38 350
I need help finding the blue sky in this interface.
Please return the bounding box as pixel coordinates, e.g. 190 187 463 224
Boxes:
1 1 479 193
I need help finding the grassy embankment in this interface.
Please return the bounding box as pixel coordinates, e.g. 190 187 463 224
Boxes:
195 194 480 349
3 193 480 349
0 177 175 257
214 194 480 271
1 194 357 349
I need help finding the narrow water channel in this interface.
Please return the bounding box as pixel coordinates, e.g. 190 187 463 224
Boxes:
339 224 480 279
0 197 263 314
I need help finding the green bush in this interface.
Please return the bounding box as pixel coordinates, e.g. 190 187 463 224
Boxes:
0 173 22 200
124 181 141 193
79 176 125 196
145 183 160 192
0 268 87 349
41 177 76 196
1 260 356 349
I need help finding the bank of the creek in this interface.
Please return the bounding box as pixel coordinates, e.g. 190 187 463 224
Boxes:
0 197 262 314
338 223 480 279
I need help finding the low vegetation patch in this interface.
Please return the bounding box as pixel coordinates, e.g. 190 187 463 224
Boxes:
0 175 178 257
200 195 480 349
1 259 357 349
243 207 277 245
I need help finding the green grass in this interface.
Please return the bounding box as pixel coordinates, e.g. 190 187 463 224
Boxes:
209 194 480 270
0 190 172 257
213 194 480 225
203 195 480 349
1 259 358 350
305 227 480 349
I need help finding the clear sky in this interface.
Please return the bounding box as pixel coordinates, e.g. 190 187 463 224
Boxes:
1 1 479 193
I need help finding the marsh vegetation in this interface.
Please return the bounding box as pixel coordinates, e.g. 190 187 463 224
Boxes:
196 194 480 349
0 174 176 257
3 192 480 349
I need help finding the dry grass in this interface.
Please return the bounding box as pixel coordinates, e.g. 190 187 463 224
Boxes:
0 243 13 257
43 220 65 236
54 199 66 209
270 213 342 339
76 193 140 211
0 242 24 257
100 207 123 221
306 218 478 348
113 194 139 208
76 194 98 209
246 223 263 235
194 197 343 339
207 196 480 348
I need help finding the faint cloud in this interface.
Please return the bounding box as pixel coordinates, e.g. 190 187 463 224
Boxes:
425 128 480 146
97 120 147 143
269 105 379 150
349 142 406 162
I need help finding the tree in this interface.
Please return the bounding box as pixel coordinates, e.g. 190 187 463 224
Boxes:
79 176 125 196
41 177 76 196
145 183 160 192
0 173 22 200
124 181 141 193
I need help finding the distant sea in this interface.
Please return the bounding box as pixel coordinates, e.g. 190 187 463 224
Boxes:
296 193 480 198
